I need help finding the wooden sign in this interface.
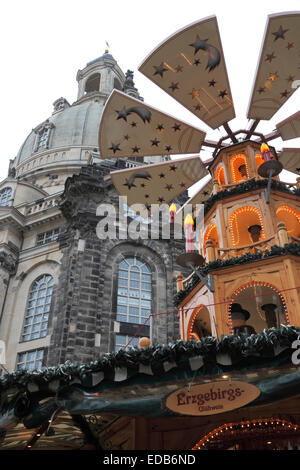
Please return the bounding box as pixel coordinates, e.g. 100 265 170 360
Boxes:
165 380 261 416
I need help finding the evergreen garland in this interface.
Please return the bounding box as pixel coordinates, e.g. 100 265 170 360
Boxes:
204 179 300 214
0 325 299 395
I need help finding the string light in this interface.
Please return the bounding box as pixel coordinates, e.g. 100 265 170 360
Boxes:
229 206 265 247
203 224 219 255
230 154 250 183
192 418 300 450
216 165 226 186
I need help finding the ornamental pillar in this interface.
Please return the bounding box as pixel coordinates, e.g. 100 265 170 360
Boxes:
277 221 289 246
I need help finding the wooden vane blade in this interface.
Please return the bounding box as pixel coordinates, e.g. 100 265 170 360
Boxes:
247 12 300 121
110 155 208 208
177 177 213 215
99 90 206 159
276 110 300 141
138 16 235 130
279 148 300 174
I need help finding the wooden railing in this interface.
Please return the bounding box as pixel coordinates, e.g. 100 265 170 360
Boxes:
216 234 278 260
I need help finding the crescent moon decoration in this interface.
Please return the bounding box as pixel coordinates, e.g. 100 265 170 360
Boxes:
123 171 152 190
189 35 221 71
115 106 152 124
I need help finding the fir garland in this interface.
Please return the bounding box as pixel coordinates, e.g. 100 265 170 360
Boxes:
0 325 299 395
204 179 300 214
174 243 300 305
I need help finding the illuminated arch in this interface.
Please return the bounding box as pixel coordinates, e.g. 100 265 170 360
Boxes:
229 206 265 247
192 418 299 450
203 224 219 254
227 280 289 335
187 305 212 340
215 164 225 186
230 154 249 183
276 206 300 238
255 152 264 168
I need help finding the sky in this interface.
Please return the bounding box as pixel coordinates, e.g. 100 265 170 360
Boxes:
0 0 299 186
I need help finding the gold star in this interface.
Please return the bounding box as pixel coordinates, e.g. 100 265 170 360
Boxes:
189 88 200 99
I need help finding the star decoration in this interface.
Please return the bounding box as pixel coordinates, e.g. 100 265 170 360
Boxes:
193 58 201 66
165 184 173 191
193 104 201 111
190 35 208 54
265 52 276 63
156 124 164 132
180 182 186 188
144 194 149 199
123 179 136 189
115 107 129 121
109 143 121 154
158 197 165 203
165 145 172 152
189 88 200 99
268 72 279 81
257 86 266 94
170 164 177 172
132 145 140 153
175 65 183 72
286 75 295 83
169 82 179 92
140 183 146 188
151 138 160 146
219 89 228 99
208 79 216 87
153 63 168 78
172 123 181 132
296 168 300 173
286 42 294 50
123 135 130 141
131 122 137 127
203 191 209 196
159 173 165 178
280 89 289 98
272 25 289 41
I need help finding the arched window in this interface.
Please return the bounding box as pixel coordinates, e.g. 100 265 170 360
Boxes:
187 306 212 340
0 187 12 207
21 275 53 342
85 73 101 93
276 206 300 238
116 258 152 324
215 165 225 186
37 128 50 151
229 206 265 247
203 224 219 255
230 154 249 183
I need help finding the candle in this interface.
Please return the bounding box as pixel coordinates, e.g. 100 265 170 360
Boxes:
260 143 273 162
169 203 176 224
184 214 195 253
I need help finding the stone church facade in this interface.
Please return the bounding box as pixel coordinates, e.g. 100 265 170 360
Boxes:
0 52 186 373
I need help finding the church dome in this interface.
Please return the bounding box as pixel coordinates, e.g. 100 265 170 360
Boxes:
16 99 104 166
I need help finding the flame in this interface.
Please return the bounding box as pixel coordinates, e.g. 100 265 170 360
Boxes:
260 143 270 153
169 203 176 213
184 214 194 226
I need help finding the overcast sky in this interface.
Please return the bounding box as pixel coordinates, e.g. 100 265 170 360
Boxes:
0 0 299 185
